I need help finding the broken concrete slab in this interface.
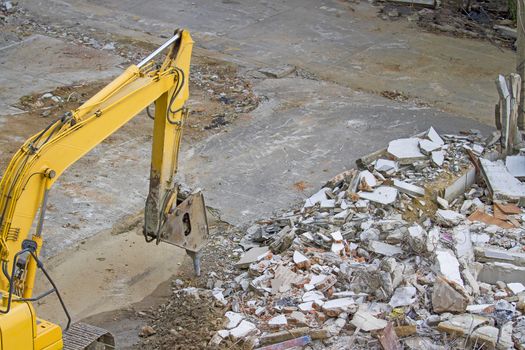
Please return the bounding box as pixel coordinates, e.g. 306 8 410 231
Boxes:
375 159 398 173
505 155 525 178
368 240 403 256
389 286 417 308
442 167 476 202
322 298 355 317
431 151 445 167
435 209 465 227
474 246 525 266
427 127 445 145
478 262 525 284
480 158 525 204
350 310 387 332
359 170 378 188
268 314 288 328
508 282 525 295
225 311 244 329
470 326 498 349
387 138 426 164
393 179 425 197
304 188 330 208
437 314 489 336
435 250 464 287
358 186 398 205
432 278 468 313
236 246 271 268
230 320 257 340
419 139 441 155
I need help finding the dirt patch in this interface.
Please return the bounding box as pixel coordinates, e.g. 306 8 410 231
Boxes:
137 288 228 350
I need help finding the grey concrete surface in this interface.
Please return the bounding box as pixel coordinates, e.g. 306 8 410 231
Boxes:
0 34 123 116
23 0 514 123
180 77 492 226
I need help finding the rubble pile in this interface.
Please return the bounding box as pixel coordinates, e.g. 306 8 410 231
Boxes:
204 127 525 349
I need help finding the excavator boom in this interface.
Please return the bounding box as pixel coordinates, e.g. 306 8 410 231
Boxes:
0 30 208 349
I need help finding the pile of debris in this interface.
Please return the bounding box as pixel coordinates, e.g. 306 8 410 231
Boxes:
203 126 525 349
376 0 517 49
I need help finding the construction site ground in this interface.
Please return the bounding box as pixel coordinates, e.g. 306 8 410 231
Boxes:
0 0 514 348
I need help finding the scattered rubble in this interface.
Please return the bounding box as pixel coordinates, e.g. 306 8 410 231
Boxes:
194 126 525 349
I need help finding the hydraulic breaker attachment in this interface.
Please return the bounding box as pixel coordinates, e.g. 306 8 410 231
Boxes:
158 191 209 276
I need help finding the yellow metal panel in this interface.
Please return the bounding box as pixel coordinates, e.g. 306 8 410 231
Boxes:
0 302 34 349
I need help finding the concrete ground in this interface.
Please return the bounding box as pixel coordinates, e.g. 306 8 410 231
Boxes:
0 0 512 341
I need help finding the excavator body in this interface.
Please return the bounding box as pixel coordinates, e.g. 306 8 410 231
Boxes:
0 29 208 349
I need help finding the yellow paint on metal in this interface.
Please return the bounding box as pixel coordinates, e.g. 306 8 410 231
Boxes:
0 29 193 349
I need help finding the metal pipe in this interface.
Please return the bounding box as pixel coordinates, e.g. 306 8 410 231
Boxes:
137 34 180 68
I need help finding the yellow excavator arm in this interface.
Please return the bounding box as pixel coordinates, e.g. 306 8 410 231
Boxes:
0 29 208 349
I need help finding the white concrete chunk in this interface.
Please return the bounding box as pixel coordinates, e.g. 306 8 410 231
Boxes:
507 282 525 294
480 158 525 202
304 188 330 208
229 320 257 340
293 251 309 265
431 150 445 166
302 290 325 302
236 246 270 268
268 314 287 327
331 230 343 242
359 170 377 188
419 139 441 155
506 155 525 178
368 240 403 256
389 286 417 307
375 159 398 173
436 209 465 227
427 127 445 145
351 310 387 332
393 179 425 197
298 301 314 311
331 242 345 254
358 186 398 205
225 312 244 329
478 262 525 284
387 138 426 163
320 199 336 209
435 250 464 287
